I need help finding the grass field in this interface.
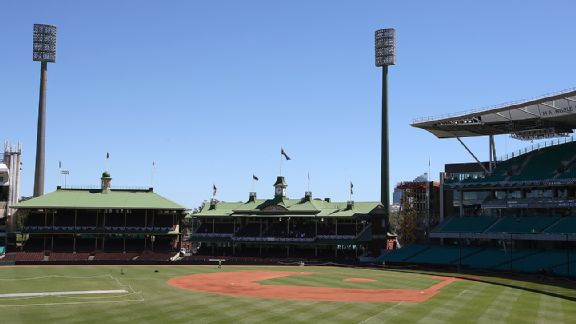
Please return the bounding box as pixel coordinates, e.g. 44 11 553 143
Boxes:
0 265 575 323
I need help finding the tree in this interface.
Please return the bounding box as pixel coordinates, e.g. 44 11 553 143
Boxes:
398 189 419 245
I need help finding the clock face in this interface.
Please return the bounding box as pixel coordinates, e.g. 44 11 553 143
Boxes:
275 186 283 195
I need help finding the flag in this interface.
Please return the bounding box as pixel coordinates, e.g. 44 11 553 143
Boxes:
59 161 61 169
350 181 354 195
106 152 110 159
281 148 291 160
153 161 155 167
212 184 217 197
252 174 259 181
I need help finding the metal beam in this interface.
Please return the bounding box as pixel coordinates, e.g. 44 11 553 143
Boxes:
540 102 564 111
456 137 490 174
517 107 540 118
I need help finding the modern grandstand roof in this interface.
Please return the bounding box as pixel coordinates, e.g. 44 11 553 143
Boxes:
195 197 383 218
14 187 186 210
412 88 576 139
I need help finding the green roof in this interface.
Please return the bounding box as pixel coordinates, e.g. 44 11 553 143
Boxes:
195 197 382 218
14 188 186 210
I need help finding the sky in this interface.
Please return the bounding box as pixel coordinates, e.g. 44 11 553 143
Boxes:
2 1 576 209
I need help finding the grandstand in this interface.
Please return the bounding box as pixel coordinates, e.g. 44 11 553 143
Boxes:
8 172 186 262
383 88 576 277
190 176 384 259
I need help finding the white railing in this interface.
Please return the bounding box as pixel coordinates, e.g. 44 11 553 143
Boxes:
412 87 576 124
497 136 575 162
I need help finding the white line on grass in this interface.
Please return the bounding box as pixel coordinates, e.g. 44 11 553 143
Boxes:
0 290 128 298
359 302 406 324
0 298 145 308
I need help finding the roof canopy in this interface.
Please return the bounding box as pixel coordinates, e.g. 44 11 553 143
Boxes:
14 188 186 210
412 88 576 139
195 197 383 218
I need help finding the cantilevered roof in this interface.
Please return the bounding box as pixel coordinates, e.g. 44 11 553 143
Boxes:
412 88 576 139
14 188 186 210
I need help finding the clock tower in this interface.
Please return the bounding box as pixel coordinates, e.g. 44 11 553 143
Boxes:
273 176 287 198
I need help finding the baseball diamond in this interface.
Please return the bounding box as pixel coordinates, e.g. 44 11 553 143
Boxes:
0 265 575 323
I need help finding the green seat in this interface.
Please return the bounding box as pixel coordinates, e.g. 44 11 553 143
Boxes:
434 216 497 233
487 217 560 234
544 217 576 234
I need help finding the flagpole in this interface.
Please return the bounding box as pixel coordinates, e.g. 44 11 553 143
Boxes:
279 152 283 176
151 162 156 188
251 177 255 192
307 172 310 192
349 181 352 201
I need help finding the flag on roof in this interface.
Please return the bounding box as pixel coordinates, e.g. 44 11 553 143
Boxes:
350 181 354 195
58 161 61 169
281 148 291 160
212 184 217 197
253 174 259 181
106 152 110 159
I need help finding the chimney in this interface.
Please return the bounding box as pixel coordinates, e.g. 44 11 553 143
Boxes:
209 198 218 209
249 192 257 202
324 198 331 203
347 200 354 210
101 171 112 193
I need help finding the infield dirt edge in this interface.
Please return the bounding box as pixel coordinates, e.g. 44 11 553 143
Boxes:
167 270 459 303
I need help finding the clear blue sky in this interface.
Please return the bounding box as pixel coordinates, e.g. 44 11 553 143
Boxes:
2 1 576 208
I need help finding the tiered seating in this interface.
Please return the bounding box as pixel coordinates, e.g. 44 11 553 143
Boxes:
552 251 576 276
139 251 171 261
504 250 568 273
93 253 139 261
14 252 45 261
557 166 576 179
434 216 497 233
510 142 576 181
406 245 483 265
453 142 576 185
461 248 542 270
1 253 16 261
543 217 576 234
378 244 429 263
480 155 527 182
235 223 261 237
487 217 560 234
50 252 90 261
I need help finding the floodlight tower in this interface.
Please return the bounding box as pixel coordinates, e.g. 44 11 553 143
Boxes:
32 24 57 197
375 28 396 233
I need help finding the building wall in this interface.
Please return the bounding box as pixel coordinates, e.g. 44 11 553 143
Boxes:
3 142 22 230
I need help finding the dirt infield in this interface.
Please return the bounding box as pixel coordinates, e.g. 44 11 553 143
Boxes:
167 270 459 303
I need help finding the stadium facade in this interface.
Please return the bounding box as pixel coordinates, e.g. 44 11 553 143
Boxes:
190 176 385 260
5 172 186 262
382 88 576 277
0 142 22 256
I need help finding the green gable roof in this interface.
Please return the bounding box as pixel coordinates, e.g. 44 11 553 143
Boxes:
14 188 186 210
195 197 382 218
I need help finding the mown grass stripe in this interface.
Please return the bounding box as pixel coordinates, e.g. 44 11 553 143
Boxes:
414 282 487 323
